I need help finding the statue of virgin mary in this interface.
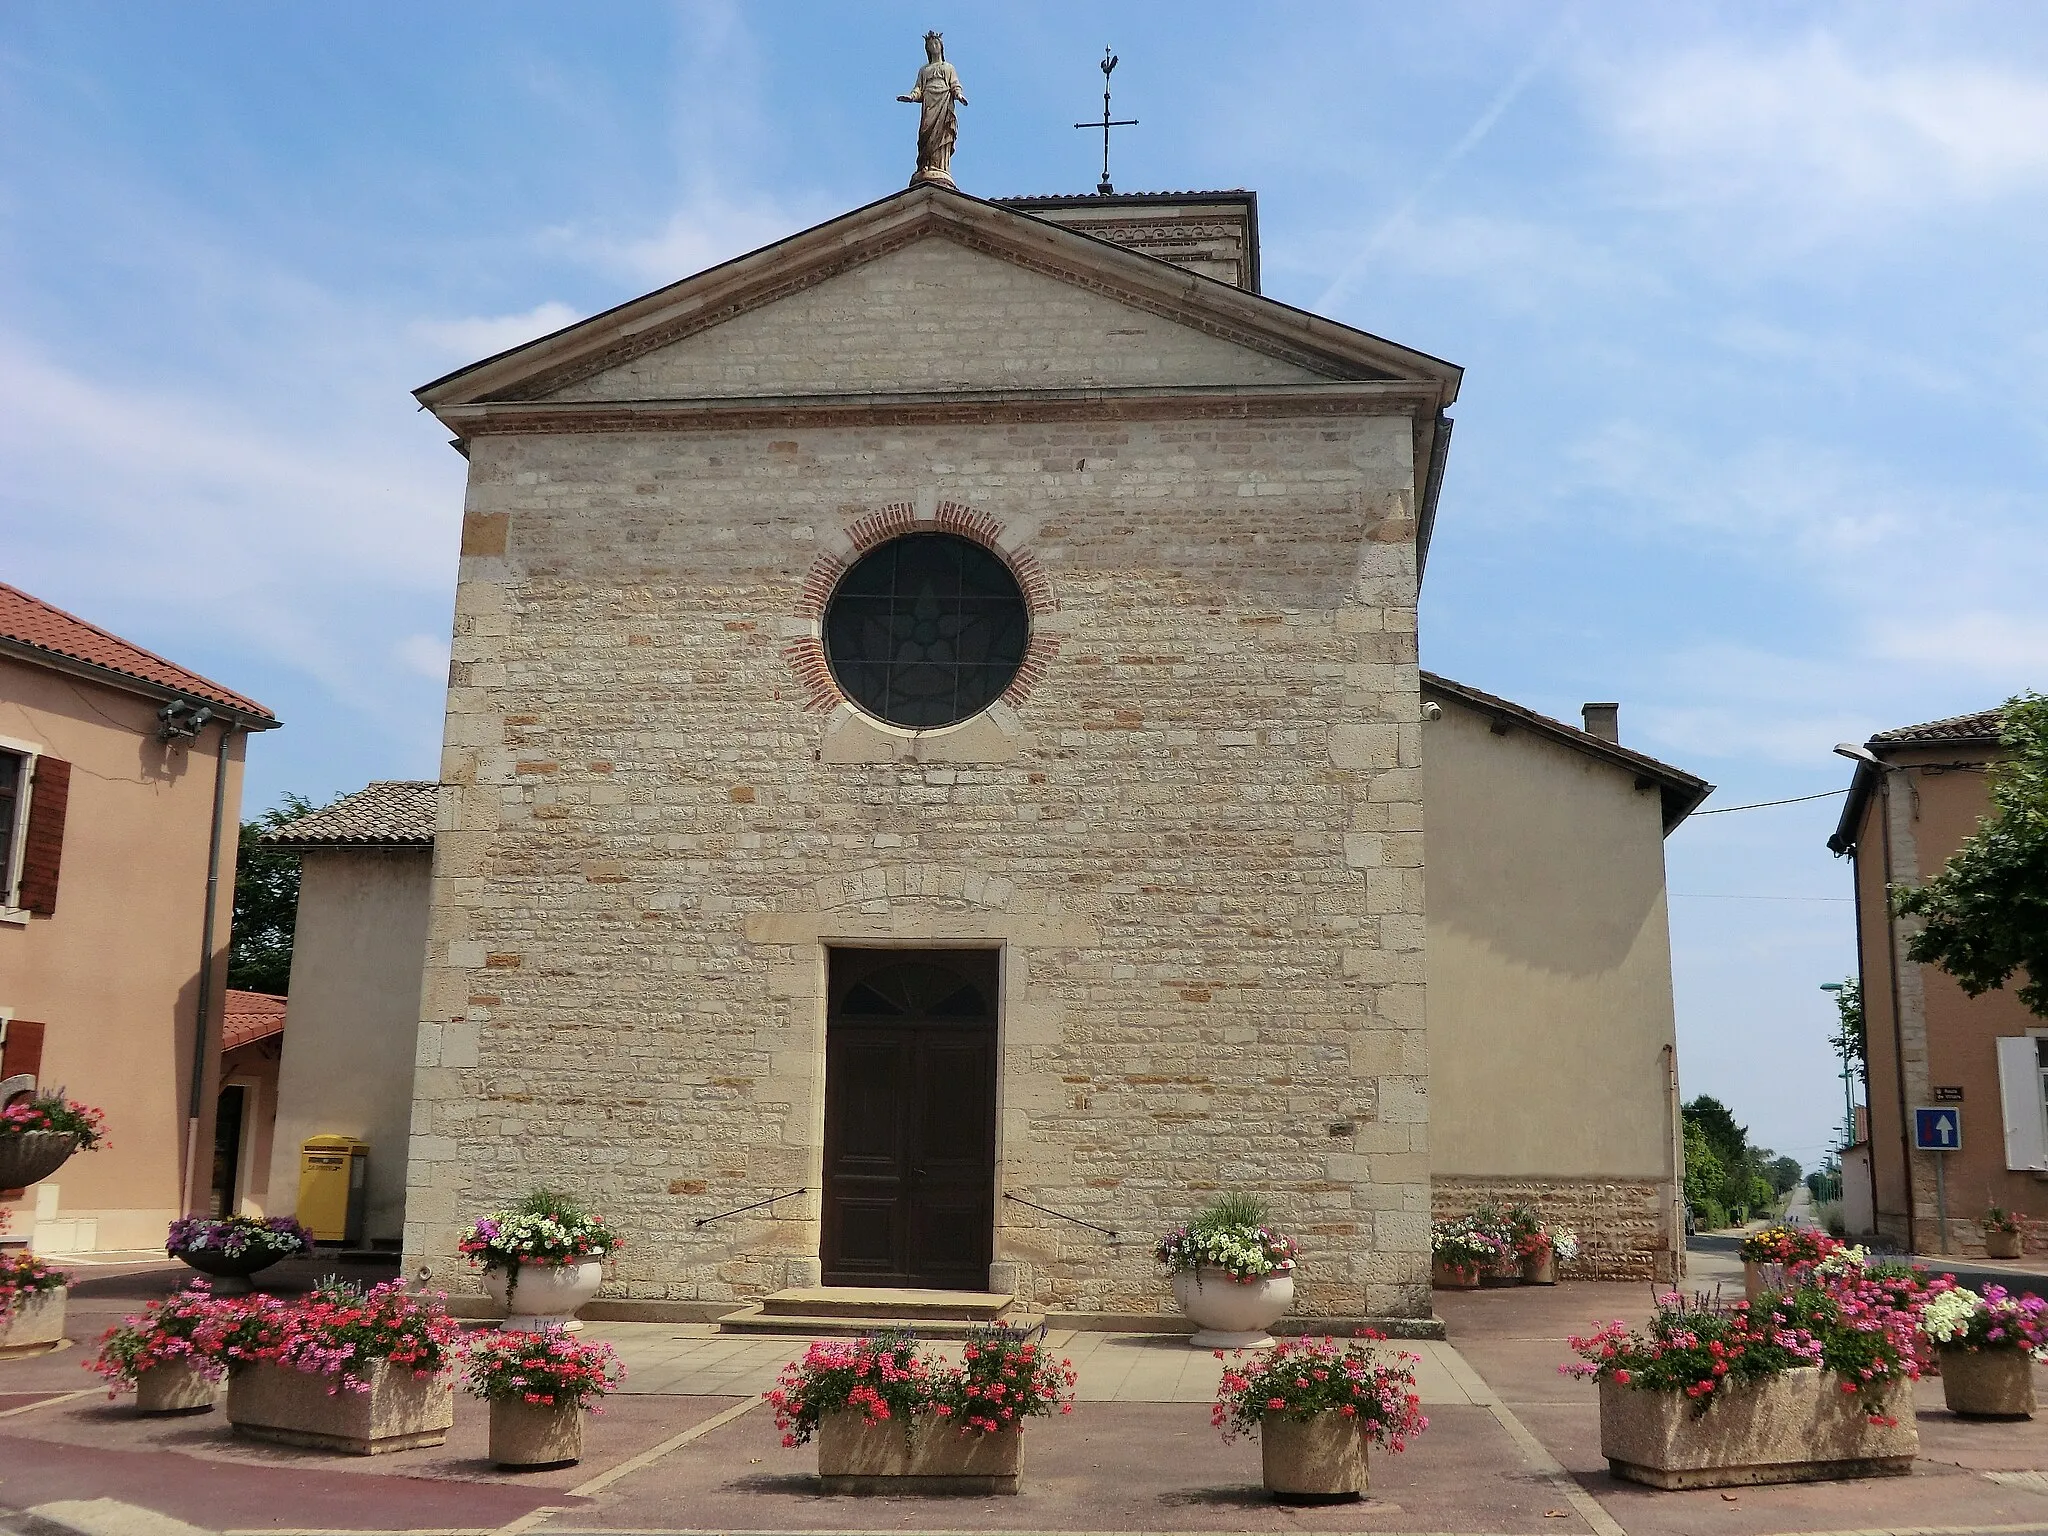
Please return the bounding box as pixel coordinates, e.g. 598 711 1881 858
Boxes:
897 32 968 187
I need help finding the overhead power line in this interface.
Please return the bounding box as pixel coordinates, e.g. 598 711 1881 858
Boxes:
1691 789 1849 816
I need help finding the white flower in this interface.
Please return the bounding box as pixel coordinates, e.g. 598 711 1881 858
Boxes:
1921 1287 1983 1345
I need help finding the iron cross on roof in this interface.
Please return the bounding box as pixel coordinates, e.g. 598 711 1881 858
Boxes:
1074 47 1137 195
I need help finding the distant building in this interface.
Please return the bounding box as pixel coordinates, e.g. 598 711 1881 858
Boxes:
1829 706 2042 1255
259 782 437 1246
0 582 278 1252
216 989 286 1220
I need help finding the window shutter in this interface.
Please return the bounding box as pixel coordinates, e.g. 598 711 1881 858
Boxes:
1996 1036 2048 1171
0 1019 45 1087
17 756 70 915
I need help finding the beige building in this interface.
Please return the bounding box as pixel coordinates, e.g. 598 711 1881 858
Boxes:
0 582 277 1252
1422 676 1707 1280
259 783 438 1246
402 184 1456 1321
1829 706 2044 1255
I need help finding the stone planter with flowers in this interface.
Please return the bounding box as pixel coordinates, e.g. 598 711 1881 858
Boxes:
1982 1208 2024 1260
1212 1333 1429 1503
466 1324 624 1467
0 1092 107 1191
1921 1280 2046 1419
167 1215 314 1293
1564 1253 1922 1488
771 1328 1077 1495
1430 1219 1502 1290
1739 1224 1839 1304
1155 1194 1299 1348
0 1251 69 1356
462 1189 618 1331
86 1284 241 1412
223 1278 462 1454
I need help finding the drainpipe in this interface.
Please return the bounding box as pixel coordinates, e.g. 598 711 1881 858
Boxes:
180 720 235 1216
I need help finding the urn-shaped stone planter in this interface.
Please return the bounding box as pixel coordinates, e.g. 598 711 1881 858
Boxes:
1431 1259 1481 1290
173 1247 287 1295
1598 1369 1916 1489
489 1398 584 1467
816 1409 1023 1495
1261 1412 1368 1503
0 1131 79 1191
227 1360 454 1454
483 1259 605 1331
1172 1268 1294 1348
1940 1348 2036 1419
1520 1250 1558 1285
136 1362 219 1414
1985 1229 2024 1259
0 1287 66 1355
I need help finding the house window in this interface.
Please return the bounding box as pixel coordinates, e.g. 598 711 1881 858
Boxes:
0 750 22 905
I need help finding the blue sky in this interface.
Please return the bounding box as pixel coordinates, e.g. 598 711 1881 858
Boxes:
5 3 2044 1171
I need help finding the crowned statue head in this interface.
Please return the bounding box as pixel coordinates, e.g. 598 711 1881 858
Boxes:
924 30 944 61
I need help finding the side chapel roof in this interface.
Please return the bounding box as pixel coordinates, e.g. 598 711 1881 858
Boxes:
1421 671 1714 832
263 781 440 849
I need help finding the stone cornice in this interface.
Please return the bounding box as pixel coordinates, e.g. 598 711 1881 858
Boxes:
435 381 1446 439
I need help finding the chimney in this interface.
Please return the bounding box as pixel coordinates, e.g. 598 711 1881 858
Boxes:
1582 702 1620 743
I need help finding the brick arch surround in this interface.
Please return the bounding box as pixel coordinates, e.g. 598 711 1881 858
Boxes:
784 500 1060 717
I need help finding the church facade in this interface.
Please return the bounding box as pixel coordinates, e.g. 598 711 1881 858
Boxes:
404 185 1459 1320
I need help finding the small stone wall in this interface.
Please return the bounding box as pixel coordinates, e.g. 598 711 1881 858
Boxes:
1432 1175 1675 1282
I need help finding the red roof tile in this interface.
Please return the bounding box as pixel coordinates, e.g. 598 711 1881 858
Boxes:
0 583 276 722
223 990 286 1051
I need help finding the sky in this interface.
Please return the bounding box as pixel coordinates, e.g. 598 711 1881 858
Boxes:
5 2 2045 1173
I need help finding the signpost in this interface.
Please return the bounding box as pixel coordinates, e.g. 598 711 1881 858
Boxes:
1914 1107 1962 1254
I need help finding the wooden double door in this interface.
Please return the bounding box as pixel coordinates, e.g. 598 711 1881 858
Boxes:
821 948 997 1291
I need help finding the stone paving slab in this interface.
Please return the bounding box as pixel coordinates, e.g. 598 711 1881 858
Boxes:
559 1398 1595 1535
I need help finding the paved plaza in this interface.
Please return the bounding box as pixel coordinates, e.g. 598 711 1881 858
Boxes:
3 1248 2047 1536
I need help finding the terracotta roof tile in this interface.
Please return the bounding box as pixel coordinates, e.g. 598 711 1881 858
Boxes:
264 781 439 847
0 583 276 722
1870 708 2006 746
223 990 286 1051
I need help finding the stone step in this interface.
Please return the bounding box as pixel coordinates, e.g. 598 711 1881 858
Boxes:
717 1303 1045 1340
755 1286 1013 1321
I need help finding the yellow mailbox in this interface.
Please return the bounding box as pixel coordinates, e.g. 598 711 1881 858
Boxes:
297 1135 367 1244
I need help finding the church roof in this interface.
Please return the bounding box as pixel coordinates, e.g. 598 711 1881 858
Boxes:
1421 672 1713 831
0 581 277 726
263 780 440 849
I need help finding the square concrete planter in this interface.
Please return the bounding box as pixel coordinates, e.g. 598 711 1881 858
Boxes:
1939 1348 2036 1419
1599 1369 1916 1489
817 1409 1022 1494
489 1397 585 1467
1985 1230 2024 1259
0 1287 66 1355
135 1362 219 1414
1261 1412 1368 1503
227 1360 454 1454
1431 1260 1481 1290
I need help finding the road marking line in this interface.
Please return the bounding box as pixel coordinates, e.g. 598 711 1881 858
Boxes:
490 1508 566 1536
0 1390 94 1419
564 1395 764 1500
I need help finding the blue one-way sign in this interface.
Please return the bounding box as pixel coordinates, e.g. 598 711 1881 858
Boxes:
1914 1106 1962 1151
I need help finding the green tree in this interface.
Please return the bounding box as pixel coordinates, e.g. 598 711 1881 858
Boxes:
1894 691 2048 1017
1763 1155 1803 1196
1682 1118 1725 1223
228 794 314 994
1827 976 1865 1072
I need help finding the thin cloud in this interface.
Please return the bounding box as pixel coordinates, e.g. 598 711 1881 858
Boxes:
413 302 581 360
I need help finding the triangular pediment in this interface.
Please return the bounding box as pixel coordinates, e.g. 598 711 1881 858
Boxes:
417 186 1461 413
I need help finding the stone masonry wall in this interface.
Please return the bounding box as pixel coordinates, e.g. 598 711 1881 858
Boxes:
1433 1175 1676 1282
404 402 1431 1319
